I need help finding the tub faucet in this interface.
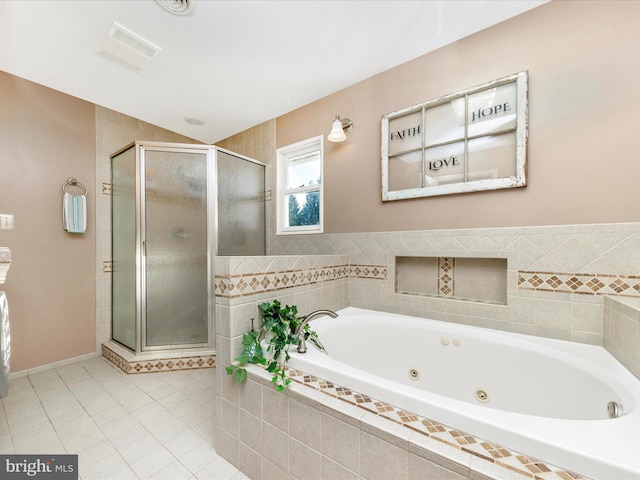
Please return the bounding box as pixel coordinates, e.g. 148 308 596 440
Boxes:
295 309 338 353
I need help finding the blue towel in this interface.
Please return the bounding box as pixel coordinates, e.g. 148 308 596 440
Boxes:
63 192 87 234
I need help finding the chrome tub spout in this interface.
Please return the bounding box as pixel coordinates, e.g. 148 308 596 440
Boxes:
295 309 338 353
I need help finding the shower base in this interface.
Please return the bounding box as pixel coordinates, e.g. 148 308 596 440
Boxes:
102 341 215 374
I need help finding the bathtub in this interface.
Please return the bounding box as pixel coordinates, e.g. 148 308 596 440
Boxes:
287 307 640 479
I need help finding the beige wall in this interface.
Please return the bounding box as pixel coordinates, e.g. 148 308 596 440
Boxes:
276 0 640 233
0 71 203 372
0 71 96 371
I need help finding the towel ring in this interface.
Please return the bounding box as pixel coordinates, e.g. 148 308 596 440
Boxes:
61 177 87 196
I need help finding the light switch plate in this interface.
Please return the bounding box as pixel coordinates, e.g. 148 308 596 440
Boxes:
0 214 14 230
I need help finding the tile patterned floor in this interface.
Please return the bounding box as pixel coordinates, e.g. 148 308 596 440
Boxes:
0 357 246 480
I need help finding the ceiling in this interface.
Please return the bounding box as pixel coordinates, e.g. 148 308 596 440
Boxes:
0 0 547 144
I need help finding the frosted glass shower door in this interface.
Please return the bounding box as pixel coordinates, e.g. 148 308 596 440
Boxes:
217 150 266 256
142 147 210 349
111 145 137 351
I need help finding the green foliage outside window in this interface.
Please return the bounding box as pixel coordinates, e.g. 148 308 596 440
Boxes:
288 190 320 227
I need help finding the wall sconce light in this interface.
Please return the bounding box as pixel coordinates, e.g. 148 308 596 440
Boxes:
327 115 353 142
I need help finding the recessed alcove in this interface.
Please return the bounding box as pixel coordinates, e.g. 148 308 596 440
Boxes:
396 255 508 305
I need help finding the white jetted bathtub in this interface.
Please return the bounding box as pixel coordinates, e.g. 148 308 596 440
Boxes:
287 307 640 479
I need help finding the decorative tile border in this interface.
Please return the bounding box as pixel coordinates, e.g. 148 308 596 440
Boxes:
349 264 388 280
438 257 455 297
214 260 640 301
519 271 640 297
287 368 589 480
214 264 387 298
102 343 215 374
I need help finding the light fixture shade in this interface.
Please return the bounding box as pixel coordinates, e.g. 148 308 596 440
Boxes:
327 118 347 142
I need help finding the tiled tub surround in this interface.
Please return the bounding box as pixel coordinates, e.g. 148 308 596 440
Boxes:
214 222 640 479
285 307 640 479
218 366 589 480
213 254 591 479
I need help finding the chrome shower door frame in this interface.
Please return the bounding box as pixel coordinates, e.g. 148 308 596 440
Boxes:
137 142 216 353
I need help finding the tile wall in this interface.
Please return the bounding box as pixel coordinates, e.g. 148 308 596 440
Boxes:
216 222 640 405
603 296 640 379
270 222 640 352
214 222 640 480
213 254 349 368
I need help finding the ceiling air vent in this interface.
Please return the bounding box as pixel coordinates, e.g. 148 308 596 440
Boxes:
96 22 162 73
155 0 197 16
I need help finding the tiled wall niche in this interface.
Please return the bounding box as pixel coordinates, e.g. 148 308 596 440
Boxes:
396 256 508 305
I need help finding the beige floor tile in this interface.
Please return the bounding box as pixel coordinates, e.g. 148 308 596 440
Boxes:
1 358 233 480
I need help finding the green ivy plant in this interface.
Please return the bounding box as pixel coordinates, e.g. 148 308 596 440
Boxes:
225 300 324 391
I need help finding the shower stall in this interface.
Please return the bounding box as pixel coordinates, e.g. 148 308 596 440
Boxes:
110 141 265 357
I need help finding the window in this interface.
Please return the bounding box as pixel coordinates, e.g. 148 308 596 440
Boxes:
381 71 528 201
276 135 323 235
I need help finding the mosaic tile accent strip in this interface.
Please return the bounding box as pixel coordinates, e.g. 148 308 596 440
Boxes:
102 344 132 373
348 264 388 280
215 264 386 298
219 260 640 301
101 344 215 374
519 271 640 297
287 368 590 480
438 256 455 297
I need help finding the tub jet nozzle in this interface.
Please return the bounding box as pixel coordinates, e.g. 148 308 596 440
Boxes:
475 389 490 403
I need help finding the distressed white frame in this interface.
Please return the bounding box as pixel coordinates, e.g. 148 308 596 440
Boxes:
381 71 528 201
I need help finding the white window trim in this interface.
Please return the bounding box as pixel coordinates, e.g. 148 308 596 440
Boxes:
276 135 324 235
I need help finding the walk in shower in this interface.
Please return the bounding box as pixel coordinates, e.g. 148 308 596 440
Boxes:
109 141 265 360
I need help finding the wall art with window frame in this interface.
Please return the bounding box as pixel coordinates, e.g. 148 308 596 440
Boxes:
381 71 528 201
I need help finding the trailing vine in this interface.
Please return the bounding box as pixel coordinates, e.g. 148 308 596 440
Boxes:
225 300 324 391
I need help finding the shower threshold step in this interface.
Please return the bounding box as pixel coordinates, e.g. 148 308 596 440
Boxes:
102 340 215 374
